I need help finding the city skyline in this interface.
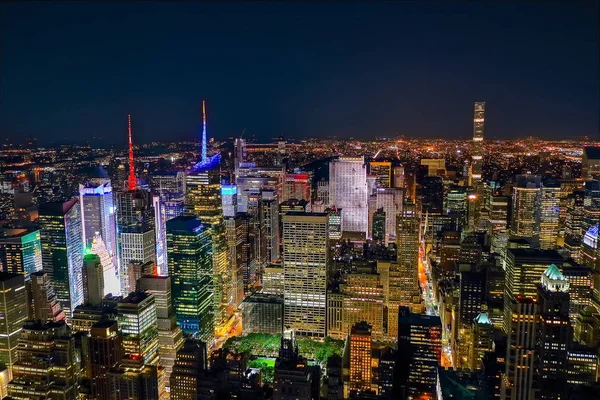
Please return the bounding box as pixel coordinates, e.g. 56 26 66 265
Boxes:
0 1 598 145
2 2 600 399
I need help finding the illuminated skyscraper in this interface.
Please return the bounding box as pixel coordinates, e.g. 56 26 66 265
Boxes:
536 265 571 400
393 165 405 190
82 253 104 306
469 313 494 370
8 321 78 399
117 291 159 366
79 179 117 257
0 228 42 275
115 189 156 296
0 272 27 381
510 175 542 244
137 275 184 386
185 156 230 331
282 212 328 338
341 268 385 340
421 159 446 177
376 187 403 244
540 179 561 250
224 216 245 307
396 307 442 399
283 173 311 202
153 194 168 276
470 101 485 184
170 339 208 400
504 248 564 308
329 157 368 236
39 198 84 322
221 184 238 218
151 171 186 221
348 321 373 395
325 207 343 241
372 208 386 242
167 216 214 341
501 298 538 400
369 161 392 188
388 203 422 339
90 234 120 296
26 271 65 322
262 189 280 263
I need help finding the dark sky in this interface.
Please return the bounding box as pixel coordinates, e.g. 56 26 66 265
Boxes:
1 1 598 145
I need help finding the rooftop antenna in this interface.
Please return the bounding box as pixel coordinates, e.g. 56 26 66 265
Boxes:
202 100 207 163
128 114 136 191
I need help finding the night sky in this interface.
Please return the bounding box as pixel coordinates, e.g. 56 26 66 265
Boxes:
0 1 598 145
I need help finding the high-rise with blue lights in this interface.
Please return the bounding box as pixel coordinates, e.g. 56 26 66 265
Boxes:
79 179 117 257
167 216 214 342
39 198 84 323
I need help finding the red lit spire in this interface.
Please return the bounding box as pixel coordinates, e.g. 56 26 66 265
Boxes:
128 114 136 191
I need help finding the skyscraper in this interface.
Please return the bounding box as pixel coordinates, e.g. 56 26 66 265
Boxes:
221 184 238 218
502 298 538 400
87 320 124 399
348 321 373 395
170 339 208 400
262 189 280 263
115 189 156 296
329 157 368 236
395 307 442 399
539 179 560 250
25 271 65 322
151 171 186 221
8 321 78 399
167 216 214 341
387 203 422 339
185 156 231 332
0 272 27 381
369 161 392 188
282 212 328 338
510 175 542 245
283 173 311 202
79 179 117 256
137 275 184 386
420 176 444 215
375 187 403 243
372 208 386 242
117 291 159 366
39 198 84 322
536 265 571 400
0 228 42 275
224 215 245 307
90 233 120 296
470 101 485 184
153 194 168 276
82 253 104 306
341 268 385 340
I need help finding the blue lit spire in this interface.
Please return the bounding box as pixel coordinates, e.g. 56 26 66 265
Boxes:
202 100 207 164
